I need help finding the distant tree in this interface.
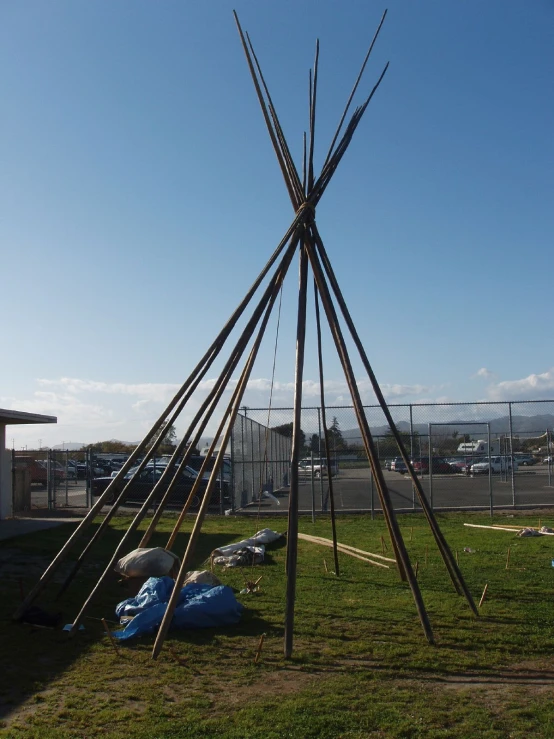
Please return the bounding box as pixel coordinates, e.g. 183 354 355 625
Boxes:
323 417 346 453
309 434 320 454
147 422 178 455
84 440 135 454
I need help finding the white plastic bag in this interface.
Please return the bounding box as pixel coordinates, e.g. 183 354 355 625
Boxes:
115 547 180 578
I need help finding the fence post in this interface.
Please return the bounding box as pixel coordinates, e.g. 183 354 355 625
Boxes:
410 404 415 509
240 413 246 507
487 423 493 516
546 429 552 487
310 451 315 523
85 449 91 509
370 467 375 520
428 424 433 510
507 403 516 506
249 419 255 504
47 449 53 510
317 407 324 512
11 448 16 516
230 420 236 511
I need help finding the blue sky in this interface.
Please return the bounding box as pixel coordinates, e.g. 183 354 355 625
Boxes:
1 0 553 448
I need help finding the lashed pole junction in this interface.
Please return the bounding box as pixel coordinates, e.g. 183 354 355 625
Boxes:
14 10 478 660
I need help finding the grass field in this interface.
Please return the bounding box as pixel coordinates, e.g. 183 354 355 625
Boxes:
1 510 554 738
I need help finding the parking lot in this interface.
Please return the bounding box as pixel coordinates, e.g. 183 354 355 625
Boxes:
27 464 554 516
245 465 554 514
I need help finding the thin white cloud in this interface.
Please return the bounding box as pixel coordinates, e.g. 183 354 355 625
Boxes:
487 368 554 401
37 377 180 403
473 367 494 379
6 375 447 448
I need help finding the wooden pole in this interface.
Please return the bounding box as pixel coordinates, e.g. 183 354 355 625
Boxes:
284 242 309 659
162 246 296 554
140 232 302 548
314 288 340 576
311 222 478 616
152 274 288 660
478 583 488 608
322 9 388 168
305 234 434 644
67 240 299 637
14 208 307 620
298 533 395 563
254 633 266 664
101 618 120 657
234 12 302 208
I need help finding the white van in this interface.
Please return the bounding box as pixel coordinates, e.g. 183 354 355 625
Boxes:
457 440 487 454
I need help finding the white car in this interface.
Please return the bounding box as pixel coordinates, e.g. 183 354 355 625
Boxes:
298 459 337 478
470 456 519 474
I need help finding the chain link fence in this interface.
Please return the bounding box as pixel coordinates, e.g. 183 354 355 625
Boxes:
12 449 95 513
12 400 553 515
230 410 292 511
231 400 554 514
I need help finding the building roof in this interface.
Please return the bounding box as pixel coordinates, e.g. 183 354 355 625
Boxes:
0 408 57 426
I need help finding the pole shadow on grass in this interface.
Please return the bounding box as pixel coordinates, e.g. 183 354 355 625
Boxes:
0 522 248 720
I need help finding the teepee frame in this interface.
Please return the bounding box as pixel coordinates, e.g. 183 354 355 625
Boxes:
14 10 478 660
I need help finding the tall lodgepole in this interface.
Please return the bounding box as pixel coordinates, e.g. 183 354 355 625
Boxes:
312 223 477 615
66 237 299 636
314 286 340 576
56 224 303 604
151 257 289 659
305 232 434 644
284 241 309 658
13 208 307 621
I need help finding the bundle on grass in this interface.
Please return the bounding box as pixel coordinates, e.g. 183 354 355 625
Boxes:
183 570 222 587
115 548 181 579
211 529 283 568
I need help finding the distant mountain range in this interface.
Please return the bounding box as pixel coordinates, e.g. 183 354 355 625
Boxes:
47 416 554 451
51 437 215 452
341 414 554 440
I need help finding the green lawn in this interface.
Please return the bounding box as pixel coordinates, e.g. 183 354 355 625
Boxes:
1 510 554 738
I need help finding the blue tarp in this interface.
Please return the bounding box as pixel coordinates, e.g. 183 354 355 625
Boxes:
112 577 244 641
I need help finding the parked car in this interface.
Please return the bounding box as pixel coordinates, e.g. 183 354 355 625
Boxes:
14 458 66 487
390 457 407 473
411 457 453 474
543 456 553 464
187 455 233 483
446 458 468 473
513 454 537 466
298 458 338 478
470 456 519 475
91 464 230 508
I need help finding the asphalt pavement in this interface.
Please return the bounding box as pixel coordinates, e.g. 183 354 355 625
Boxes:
242 466 554 513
